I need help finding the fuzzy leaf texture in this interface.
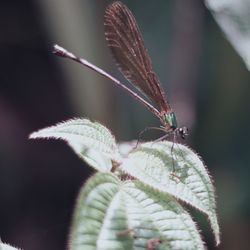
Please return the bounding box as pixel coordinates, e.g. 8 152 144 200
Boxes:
30 119 119 172
0 243 21 250
120 141 220 245
69 173 204 250
31 118 220 247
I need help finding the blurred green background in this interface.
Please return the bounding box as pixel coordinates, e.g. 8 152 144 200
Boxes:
0 0 250 249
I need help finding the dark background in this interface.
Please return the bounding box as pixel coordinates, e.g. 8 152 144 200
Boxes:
0 0 250 249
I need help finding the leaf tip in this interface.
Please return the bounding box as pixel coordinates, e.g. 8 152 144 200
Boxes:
28 129 47 140
29 131 38 139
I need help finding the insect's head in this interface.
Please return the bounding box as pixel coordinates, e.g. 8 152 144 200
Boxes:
178 126 188 139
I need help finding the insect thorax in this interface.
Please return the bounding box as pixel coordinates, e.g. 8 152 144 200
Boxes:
162 112 177 129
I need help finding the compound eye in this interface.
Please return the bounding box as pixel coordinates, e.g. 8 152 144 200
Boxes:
178 126 188 139
183 126 189 135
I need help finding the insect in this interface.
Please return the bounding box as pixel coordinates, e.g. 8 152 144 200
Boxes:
53 1 188 140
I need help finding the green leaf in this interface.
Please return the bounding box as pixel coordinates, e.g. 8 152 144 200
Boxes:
0 243 21 250
29 119 119 172
206 0 250 70
69 172 204 250
120 141 220 245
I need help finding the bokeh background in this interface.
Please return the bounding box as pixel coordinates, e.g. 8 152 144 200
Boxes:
0 0 250 249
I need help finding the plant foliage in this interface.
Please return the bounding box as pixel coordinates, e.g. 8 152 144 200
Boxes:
30 118 220 249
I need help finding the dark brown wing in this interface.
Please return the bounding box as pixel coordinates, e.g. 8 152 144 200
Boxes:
104 1 171 112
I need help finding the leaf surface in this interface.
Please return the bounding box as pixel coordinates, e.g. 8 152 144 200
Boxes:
30 119 119 171
120 141 220 245
69 173 204 250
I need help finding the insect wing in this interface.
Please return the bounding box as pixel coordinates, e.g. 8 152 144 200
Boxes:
104 1 171 112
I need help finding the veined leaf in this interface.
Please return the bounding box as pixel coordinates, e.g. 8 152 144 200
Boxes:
29 119 120 172
30 119 219 246
69 172 204 250
120 141 220 245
